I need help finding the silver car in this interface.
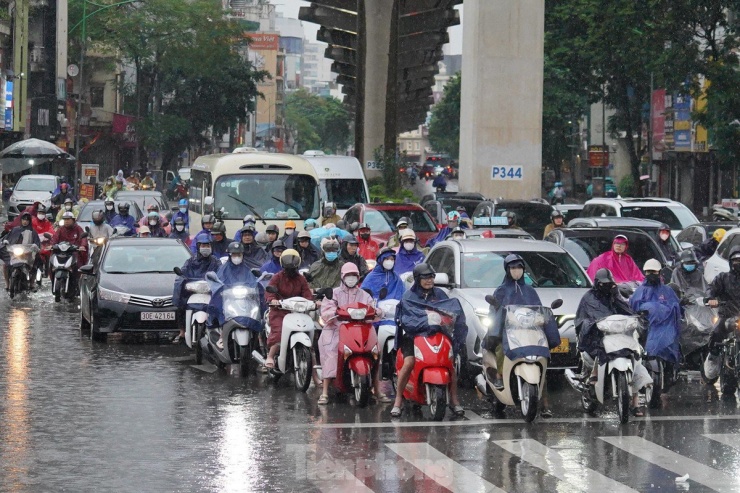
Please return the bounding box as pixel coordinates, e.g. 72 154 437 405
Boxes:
424 238 592 377
7 174 59 219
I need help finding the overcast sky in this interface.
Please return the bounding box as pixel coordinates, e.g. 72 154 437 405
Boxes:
273 1 464 54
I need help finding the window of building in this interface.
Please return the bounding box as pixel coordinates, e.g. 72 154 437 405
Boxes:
90 85 105 108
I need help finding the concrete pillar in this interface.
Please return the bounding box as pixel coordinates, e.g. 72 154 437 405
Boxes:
459 0 545 199
362 0 393 178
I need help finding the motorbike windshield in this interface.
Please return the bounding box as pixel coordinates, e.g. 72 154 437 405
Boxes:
502 305 552 351
222 286 261 322
9 244 37 265
597 314 642 355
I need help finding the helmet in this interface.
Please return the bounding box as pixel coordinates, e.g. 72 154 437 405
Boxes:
551 210 564 220
147 211 160 220
304 218 318 229
201 214 216 226
344 235 359 245
481 230 495 238
341 262 360 278
280 249 301 269
412 263 436 284
297 230 311 240
20 211 32 221
451 226 465 238
504 254 525 270
321 237 340 252
118 202 130 213
266 225 279 235
336 219 347 230
240 224 256 236
504 211 517 223
678 249 698 264
271 239 286 252
92 210 105 225
594 268 615 286
211 221 226 235
174 217 186 226
138 226 151 235
456 206 466 213
285 220 297 229
358 222 371 231
447 211 461 222
194 232 212 245
243 214 256 225
227 241 244 254
37 204 46 214
60 182 69 189
376 247 396 262
400 229 416 242
658 223 670 232
730 246 740 262
146 171 152 176
178 199 187 207
555 181 562 187
613 234 629 245
64 197 74 205
643 259 662 272
713 228 727 242
104 198 114 206
61 211 75 220
396 217 410 229
147 204 159 212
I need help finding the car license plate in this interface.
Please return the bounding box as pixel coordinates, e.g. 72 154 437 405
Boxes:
141 312 175 321
552 338 570 353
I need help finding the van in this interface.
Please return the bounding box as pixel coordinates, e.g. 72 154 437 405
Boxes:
302 151 369 216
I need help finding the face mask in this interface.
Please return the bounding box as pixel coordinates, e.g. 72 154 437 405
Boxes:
509 267 524 281
660 232 670 241
403 241 415 251
306 225 315 231
149 219 157 226
65 205 72 211
179 208 187 214
175 225 185 232
597 283 615 296
645 273 661 285
360 233 370 240
285 228 295 236
343 276 359 288
199 247 212 257
37 214 46 221
382 259 395 270
231 255 243 265
683 264 696 272
324 252 338 262
106 205 114 211
732 262 740 275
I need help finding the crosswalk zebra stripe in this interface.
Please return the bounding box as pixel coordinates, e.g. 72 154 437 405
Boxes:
386 442 507 493
599 436 739 492
704 433 740 451
493 439 638 493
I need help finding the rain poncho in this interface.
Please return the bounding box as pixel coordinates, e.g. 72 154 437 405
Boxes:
109 214 137 236
630 281 682 364
695 237 719 262
425 227 450 249
172 254 221 309
575 288 633 360
393 246 425 276
211 237 232 259
206 261 265 329
189 229 211 254
361 250 405 301
172 210 189 231
308 257 345 290
670 266 708 296
260 256 282 275
586 250 644 283
308 226 353 250
242 243 268 270
265 270 313 346
295 242 320 269
358 236 379 261
395 284 468 355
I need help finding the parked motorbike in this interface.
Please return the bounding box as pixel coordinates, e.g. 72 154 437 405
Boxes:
476 297 562 422
174 267 211 365
201 271 264 376
50 241 82 302
6 243 39 298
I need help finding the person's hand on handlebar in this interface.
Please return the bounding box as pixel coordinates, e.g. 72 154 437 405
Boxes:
708 299 719 308
269 300 280 307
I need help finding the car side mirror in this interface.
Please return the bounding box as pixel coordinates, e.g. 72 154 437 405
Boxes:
550 299 564 310
680 242 693 250
79 264 95 275
433 272 450 286
173 267 183 276
265 285 278 294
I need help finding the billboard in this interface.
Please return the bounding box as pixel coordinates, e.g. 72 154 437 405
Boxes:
248 32 279 129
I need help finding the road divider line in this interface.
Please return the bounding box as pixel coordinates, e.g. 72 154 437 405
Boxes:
703 433 740 451
494 439 638 493
386 442 507 493
288 444 374 493
599 436 738 491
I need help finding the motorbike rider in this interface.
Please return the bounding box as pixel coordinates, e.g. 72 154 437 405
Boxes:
109 202 137 236
320 202 341 227
89 210 114 240
169 217 191 246
264 249 313 368
233 215 257 243
549 182 566 205
51 182 76 211
387 217 411 249
696 228 726 262
391 263 467 418
138 226 151 238
356 223 379 261
706 246 740 352
427 211 463 248
209 221 232 258
260 240 286 275
189 214 216 254
144 211 168 238
295 230 320 268
432 172 447 192
450 227 466 240
101 177 116 198
32 204 55 238
304 218 318 232
656 224 677 263
282 220 298 247
308 237 345 290
586 234 645 283
172 199 190 231
140 171 156 190
503 211 522 230
106 177 126 198
394 229 425 276
361 247 405 300
339 236 369 278
103 199 117 223
543 210 565 237
50 212 87 288
3 212 40 290
55 198 78 222
264 225 280 252
318 263 389 405
670 249 707 295
238 225 269 269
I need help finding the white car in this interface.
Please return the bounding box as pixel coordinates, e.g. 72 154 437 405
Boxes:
581 197 699 238
703 227 740 284
424 238 592 378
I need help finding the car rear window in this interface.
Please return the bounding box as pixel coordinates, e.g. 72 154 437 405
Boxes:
620 206 697 230
366 209 437 233
494 204 552 239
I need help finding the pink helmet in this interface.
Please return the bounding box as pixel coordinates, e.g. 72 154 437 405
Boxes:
341 262 360 278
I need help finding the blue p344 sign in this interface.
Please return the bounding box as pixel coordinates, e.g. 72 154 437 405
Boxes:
491 166 523 180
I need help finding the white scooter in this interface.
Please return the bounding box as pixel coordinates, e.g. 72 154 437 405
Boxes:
476 297 562 422
174 266 211 365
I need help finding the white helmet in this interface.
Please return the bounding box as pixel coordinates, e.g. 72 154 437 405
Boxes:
643 259 662 272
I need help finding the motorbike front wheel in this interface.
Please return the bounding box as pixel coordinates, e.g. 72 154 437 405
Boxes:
194 323 204 365
9 271 19 299
239 344 252 377
293 344 312 392
582 386 597 414
520 382 539 422
428 384 447 421
616 372 630 424
355 373 371 408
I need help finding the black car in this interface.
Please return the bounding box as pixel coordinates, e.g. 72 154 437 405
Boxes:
471 200 554 240
677 222 738 248
79 237 192 341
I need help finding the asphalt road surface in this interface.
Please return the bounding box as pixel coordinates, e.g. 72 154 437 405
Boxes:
2 284 740 492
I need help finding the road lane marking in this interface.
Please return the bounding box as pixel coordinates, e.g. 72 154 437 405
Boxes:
386 442 507 493
704 433 740 451
288 444 374 493
599 436 739 492
494 439 638 493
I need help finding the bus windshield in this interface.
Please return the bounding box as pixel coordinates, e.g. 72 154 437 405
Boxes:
324 179 368 209
213 173 319 220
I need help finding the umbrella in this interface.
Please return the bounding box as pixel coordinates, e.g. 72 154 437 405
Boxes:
0 138 75 174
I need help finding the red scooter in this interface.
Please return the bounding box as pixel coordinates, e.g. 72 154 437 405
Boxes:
395 310 455 421
334 302 379 407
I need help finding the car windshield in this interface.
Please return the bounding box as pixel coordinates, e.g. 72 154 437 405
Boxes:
620 206 698 230
102 244 191 274
323 179 368 209
213 173 319 220
15 177 56 192
364 209 437 233
461 251 590 289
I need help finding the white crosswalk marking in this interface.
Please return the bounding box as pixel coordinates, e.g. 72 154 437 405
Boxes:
288 444 374 493
494 439 638 493
599 436 740 492
386 442 507 493
704 433 740 451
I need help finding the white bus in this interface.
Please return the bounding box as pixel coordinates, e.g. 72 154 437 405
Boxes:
302 151 369 217
188 152 322 238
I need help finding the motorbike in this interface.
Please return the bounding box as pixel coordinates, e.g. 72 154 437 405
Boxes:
37 233 53 286
201 271 264 376
174 267 212 365
331 300 379 407
476 298 562 422
376 297 399 386
255 286 317 391
564 314 649 424
50 241 82 302
679 296 718 383
6 243 39 298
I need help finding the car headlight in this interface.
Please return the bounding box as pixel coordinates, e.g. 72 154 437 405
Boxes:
98 287 130 304
475 308 493 329
414 345 424 361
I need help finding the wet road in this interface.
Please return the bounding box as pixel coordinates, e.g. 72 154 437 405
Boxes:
3 287 740 492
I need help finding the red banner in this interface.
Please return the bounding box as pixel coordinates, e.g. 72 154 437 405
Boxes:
112 113 138 148
79 183 96 201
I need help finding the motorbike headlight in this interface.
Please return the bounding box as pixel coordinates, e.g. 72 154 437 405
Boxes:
475 308 493 329
231 286 248 297
95 237 106 245
11 246 24 256
348 308 368 320
185 281 210 294
414 345 424 361
98 287 130 304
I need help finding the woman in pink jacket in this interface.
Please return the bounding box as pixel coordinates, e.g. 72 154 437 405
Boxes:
318 263 391 405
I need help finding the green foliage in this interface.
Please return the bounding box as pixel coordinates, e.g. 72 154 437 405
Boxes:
373 146 403 196
368 178 416 203
284 89 351 154
428 72 461 158
618 174 636 197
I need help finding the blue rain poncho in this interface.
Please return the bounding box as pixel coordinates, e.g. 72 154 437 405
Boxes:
630 281 682 364
308 226 353 250
361 250 405 301
172 254 221 309
206 261 265 330
393 246 425 276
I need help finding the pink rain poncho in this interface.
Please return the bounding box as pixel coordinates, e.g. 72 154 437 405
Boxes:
586 237 645 284
319 264 376 379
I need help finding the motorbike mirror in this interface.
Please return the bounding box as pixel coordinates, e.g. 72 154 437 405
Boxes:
205 271 219 283
85 226 90 233
251 268 262 278
485 294 501 309
265 285 278 294
303 272 313 282
323 288 333 300
80 232 88 239
550 299 564 310
378 242 385 249
379 287 388 300
43 232 52 239
173 267 183 276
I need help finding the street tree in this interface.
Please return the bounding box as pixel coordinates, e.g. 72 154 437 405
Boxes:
284 89 351 154
427 72 461 159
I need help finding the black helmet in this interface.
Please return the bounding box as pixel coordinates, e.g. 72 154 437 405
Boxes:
376 246 396 262
92 210 105 225
201 214 216 226
211 221 226 235
117 202 130 213
503 253 524 270
20 211 32 221
266 224 279 234
594 268 615 286
344 235 359 245
551 210 564 220
412 263 436 285
271 239 286 252
174 217 186 226
678 249 698 264
240 224 256 235
730 246 740 262
659 223 671 232
226 241 244 254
